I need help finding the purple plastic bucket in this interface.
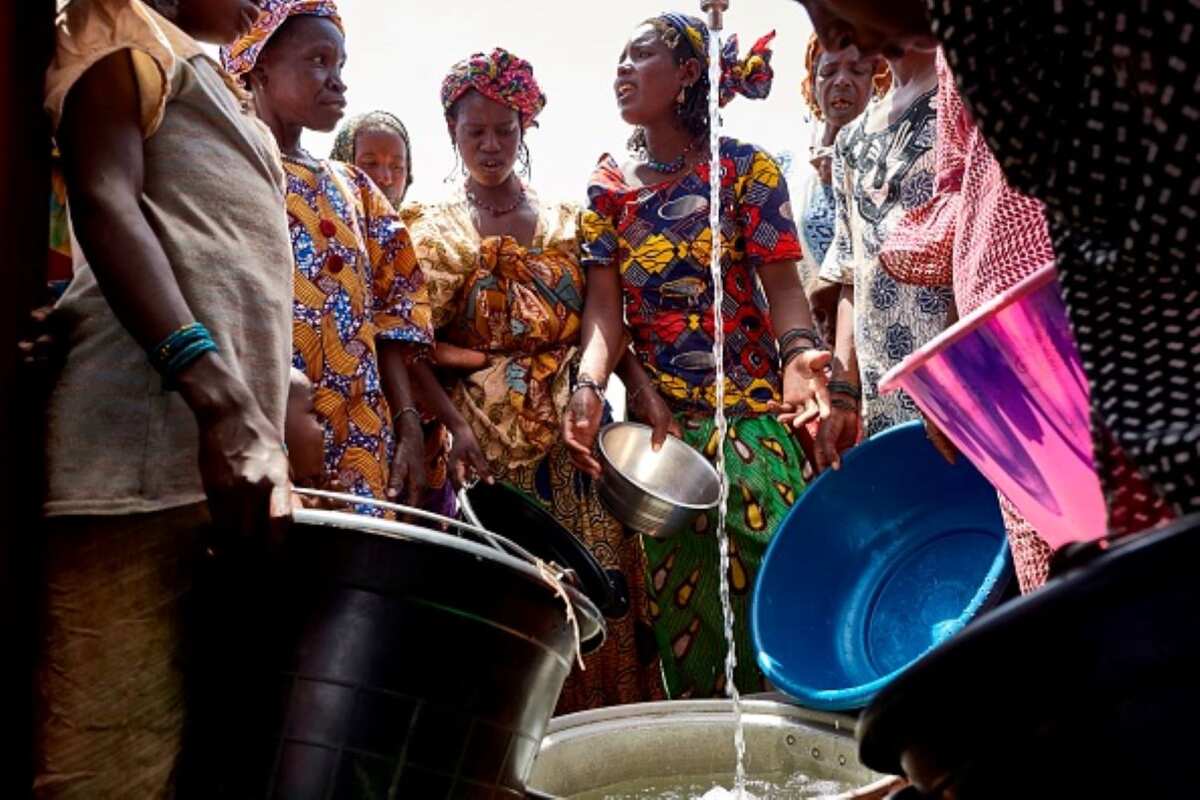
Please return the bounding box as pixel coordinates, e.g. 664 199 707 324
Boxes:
878 266 1107 549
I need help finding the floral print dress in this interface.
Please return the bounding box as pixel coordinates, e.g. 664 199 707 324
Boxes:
820 89 953 436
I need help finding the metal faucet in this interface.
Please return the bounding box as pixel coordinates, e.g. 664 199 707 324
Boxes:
701 0 729 31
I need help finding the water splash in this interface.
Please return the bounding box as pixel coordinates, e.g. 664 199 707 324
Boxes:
706 21 748 799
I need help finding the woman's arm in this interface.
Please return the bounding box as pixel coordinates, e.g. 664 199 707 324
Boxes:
758 263 832 426
59 51 290 539
377 342 426 504
408 360 492 487
613 348 681 449
563 263 626 476
813 282 860 471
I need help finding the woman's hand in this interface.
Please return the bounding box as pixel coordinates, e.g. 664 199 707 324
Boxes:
772 349 833 428
180 355 292 546
924 415 958 464
562 387 606 478
813 401 860 472
447 422 493 489
627 383 681 450
388 412 428 506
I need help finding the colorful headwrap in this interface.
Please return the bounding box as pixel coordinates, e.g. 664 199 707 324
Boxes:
219 0 344 78
651 12 776 107
439 48 546 131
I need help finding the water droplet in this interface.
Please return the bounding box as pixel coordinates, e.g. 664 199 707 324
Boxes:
811 747 821 760
786 735 796 746
838 754 847 766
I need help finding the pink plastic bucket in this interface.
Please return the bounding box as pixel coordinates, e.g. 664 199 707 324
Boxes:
878 266 1107 548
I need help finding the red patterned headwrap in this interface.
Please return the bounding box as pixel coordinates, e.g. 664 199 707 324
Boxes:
440 48 547 131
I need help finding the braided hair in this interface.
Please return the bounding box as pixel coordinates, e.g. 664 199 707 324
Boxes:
800 33 892 121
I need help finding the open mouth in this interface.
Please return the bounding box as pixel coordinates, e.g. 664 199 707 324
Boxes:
480 159 503 171
829 97 855 112
616 82 636 101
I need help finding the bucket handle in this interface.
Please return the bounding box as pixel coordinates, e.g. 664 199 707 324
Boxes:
291 487 541 564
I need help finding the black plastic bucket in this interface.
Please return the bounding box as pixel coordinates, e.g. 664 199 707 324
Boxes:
182 506 604 799
461 481 629 619
857 512 1200 799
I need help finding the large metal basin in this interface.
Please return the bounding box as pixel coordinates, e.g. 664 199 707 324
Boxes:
528 699 891 798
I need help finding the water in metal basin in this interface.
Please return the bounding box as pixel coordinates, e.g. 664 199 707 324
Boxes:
568 771 854 799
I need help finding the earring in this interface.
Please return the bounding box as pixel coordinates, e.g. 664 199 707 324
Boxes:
676 87 687 105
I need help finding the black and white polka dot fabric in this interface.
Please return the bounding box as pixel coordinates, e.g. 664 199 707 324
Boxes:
927 0 1200 534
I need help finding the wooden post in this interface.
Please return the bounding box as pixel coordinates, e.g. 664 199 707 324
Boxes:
0 0 54 790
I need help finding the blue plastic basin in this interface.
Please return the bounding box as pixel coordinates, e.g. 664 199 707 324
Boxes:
751 421 1012 711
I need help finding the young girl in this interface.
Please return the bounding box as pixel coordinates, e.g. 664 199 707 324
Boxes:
564 13 831 697
221 0 433 512
330 110 413 208
39 0 293 793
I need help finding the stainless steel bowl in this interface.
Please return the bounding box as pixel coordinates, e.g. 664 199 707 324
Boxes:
597 422 721 539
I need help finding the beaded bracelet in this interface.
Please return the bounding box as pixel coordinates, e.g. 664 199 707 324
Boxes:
572 374 607 405
150 322 218 389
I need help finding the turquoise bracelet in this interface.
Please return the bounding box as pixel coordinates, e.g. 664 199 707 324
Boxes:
150 322 218 389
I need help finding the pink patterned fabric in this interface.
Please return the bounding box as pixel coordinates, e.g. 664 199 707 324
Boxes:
929 51 1058 590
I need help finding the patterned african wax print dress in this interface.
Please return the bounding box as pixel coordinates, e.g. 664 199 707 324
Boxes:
820 88 953 437
403 189 665 712
581 138 811 698
285 157 433 511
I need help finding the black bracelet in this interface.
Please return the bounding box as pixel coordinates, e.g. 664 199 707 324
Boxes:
779 326 826 354
830 396 859 412
827 379 862 400
781 346 812 369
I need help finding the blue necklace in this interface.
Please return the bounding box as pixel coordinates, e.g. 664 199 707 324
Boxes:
640 139 697 175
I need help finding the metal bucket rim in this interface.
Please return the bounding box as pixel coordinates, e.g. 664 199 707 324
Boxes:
543 699 859 740
598 421 722 511
878 262 1058 395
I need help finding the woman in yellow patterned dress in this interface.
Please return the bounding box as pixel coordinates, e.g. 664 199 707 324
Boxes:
404 48 666 712
222 0 433 511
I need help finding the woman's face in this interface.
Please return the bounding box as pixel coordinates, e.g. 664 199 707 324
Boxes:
797 0 938 59
815 46 878 126
614 23 699 127
355 128 408 207
254 16 347 133
451 91 521 188
175 0 262 44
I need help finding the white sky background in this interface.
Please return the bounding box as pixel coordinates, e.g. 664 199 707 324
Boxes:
302 0 817 204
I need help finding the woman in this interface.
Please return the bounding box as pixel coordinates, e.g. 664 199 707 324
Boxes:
330 110 413 208
797 33 889 343
813 44 948 465
402 48 665 712
221 0 433 512
330 110 459 515
797 1 1196 535
38 0 294 792
563 13 831 698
